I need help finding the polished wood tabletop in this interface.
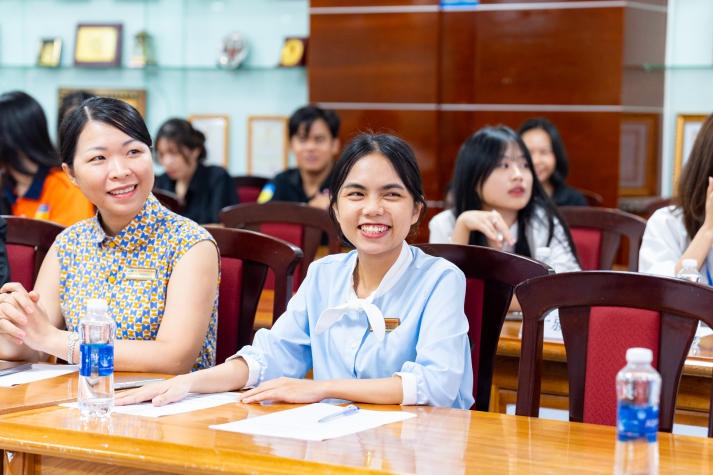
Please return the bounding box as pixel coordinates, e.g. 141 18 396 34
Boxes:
0 368 76 416
1 381 712 475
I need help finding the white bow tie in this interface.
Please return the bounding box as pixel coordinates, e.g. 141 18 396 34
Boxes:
314 242 412 342
315 297 386 341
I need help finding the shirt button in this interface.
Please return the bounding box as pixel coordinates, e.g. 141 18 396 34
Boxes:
351 342 357 350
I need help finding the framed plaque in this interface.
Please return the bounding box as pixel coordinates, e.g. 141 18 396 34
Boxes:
247 116 288 176
58 88 146 117
74 23 123 67
673 113 708 188
188 114 230 168
37 38 62 67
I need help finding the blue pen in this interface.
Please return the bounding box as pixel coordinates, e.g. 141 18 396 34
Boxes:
317 404 360 423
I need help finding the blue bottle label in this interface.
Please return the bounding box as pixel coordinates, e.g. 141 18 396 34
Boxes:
79 343 114 377
616 401 659 442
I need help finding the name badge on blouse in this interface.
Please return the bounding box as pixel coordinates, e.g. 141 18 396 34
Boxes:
370 318 401 332
125 267 157 281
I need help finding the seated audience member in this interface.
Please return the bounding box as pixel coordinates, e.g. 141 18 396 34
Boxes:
428 126 579 309
0 91 95 225
641 112 713 279
517 117 587 206
116 132 474 409
154 118 238 224
258 105 340 210
57 90 96 137
0 97 219 373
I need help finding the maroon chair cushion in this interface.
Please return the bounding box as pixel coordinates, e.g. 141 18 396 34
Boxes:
7 243 35 290
583 306 660 426
216 257 244 363
260 223 304 291
237 187 262 204
570 228 602 270
464 277 485 401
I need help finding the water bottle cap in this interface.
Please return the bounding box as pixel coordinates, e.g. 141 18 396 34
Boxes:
626 347 653 364
682 258 698 269
86 298 108 315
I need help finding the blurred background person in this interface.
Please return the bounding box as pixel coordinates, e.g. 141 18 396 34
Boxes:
154 118 238 224
258 105 340 210
0 90 94 225
518 117 587 206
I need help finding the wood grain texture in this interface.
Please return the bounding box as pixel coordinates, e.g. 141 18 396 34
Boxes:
1 398 712 474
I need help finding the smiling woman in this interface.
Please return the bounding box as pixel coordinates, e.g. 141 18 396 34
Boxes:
0 97 220 375
115 132 474 411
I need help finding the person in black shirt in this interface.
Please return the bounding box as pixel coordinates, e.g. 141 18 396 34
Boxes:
258 105 340 210
154 118 238 224
518 117 588 207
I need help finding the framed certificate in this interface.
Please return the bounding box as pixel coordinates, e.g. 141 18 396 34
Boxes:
37 38 62 67
247 116 288 176
58 88 146 117
74 23 123 67
188 115 230 168
673 113 708 189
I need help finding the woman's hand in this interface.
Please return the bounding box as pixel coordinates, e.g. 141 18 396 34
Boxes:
0 283 46 346
239 377 326 404
451 210 515 249
115 374 193 407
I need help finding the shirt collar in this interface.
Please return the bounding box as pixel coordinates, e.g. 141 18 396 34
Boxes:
3 166 50 204
88 194 161 250
315 241 412 341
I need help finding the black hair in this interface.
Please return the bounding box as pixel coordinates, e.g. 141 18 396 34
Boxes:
517 117 570 191
59 96 152 169
450 125 574 258
155 118 207 163
0 90 59 175
328 132 426 247
288 104 340 139
58 90 96 136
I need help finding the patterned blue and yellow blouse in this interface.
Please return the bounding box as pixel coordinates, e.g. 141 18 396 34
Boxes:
55 194 219 370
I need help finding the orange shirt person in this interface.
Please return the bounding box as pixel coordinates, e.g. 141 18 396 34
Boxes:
0 91 94 226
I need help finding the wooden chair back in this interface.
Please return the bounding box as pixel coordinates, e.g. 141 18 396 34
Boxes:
575 188 604 207
219 201 341 287
4 216 64 289
515 270 713 436
204 226 303 362
415 243 551 411
232 175 269 204
152 188 186 215
558 206 646 271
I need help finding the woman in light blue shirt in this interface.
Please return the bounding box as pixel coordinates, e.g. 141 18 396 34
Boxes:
117 133 474 410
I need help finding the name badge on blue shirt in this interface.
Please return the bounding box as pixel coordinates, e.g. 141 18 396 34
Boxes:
370 318 401 332
125 267 157 281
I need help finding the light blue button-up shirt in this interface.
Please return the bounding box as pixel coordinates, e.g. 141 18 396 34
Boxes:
234 242 474 409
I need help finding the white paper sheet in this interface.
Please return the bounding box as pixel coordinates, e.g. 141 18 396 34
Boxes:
61 392 240 417
0 364 78 387
210 402 416 441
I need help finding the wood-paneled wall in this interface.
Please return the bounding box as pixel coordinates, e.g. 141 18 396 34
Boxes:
309 0 667 240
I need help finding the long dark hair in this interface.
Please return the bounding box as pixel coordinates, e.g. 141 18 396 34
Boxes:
677 112 713 239
329 133 426 248
517 117 570 191
450 125 574 258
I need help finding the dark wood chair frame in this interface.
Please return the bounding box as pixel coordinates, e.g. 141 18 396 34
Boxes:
232 175 270 192
515 270 713 436
575 188 604 207
219 201 341 284
152 188 186 215
3 216 64 286
558 206 647 271
415 243 551 411
204 226 303 358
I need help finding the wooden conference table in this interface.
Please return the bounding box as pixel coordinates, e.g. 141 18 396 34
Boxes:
1 371 712 474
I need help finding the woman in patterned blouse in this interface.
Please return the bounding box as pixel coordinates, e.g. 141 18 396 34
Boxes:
0 97 220 373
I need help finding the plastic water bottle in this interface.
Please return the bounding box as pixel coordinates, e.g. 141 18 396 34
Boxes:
78 298 115 419
676 258 701 283
614 347 661 475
